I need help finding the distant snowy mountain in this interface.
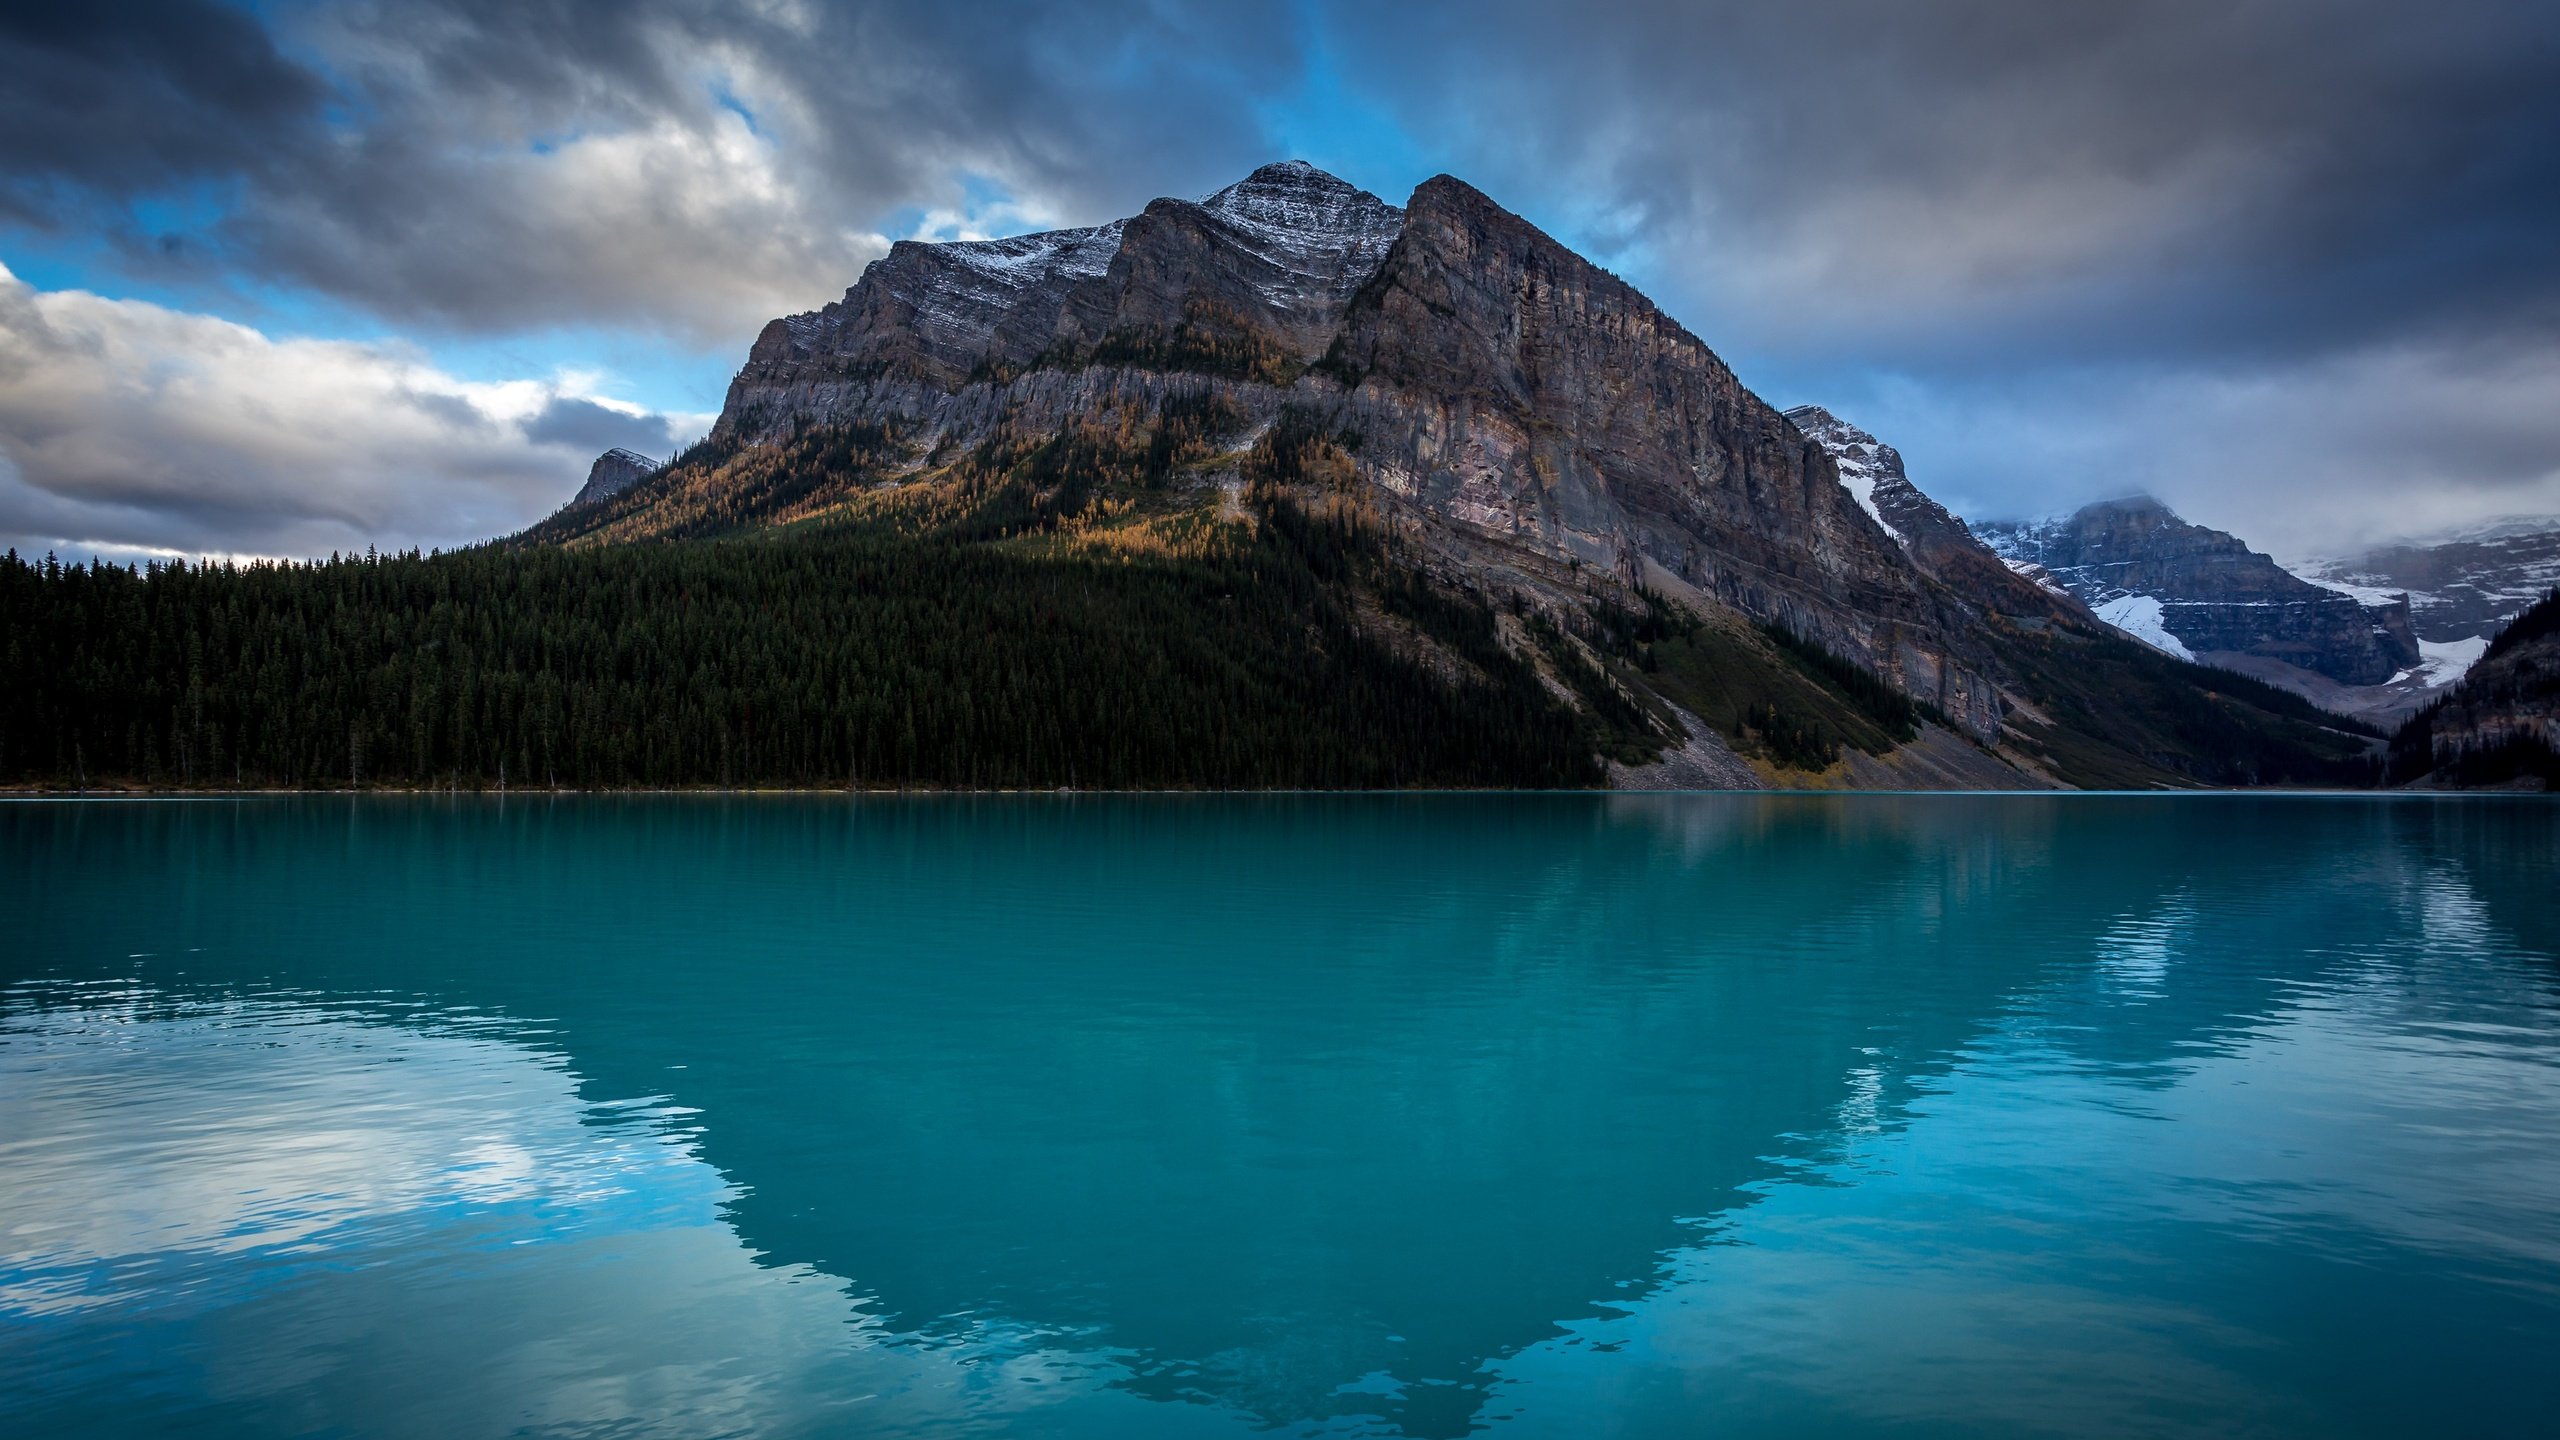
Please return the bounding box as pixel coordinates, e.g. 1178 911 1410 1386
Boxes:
2306 524 2560 650
1975 498 2421 687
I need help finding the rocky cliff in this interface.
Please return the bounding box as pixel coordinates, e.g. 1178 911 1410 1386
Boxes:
537 161 2384 790
2309 524 2560 644
1978 498 2421 686
1783 406 2089 628
717 161 1402 440
572 447 662 506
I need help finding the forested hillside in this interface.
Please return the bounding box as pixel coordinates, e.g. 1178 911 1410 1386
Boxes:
0 489 1598 791
2386 590 2560 789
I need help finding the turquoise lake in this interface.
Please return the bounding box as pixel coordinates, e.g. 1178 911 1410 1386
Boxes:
4 794 2557 1438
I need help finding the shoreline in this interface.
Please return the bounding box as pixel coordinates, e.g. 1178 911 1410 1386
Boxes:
0 784 2524 799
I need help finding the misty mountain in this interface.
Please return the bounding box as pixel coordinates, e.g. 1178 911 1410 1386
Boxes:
1974 498 2423 685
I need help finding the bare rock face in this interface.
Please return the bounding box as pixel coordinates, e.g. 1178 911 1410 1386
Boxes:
1074 160 1405 359
1978 497 2421 685
2310 524 2560 644
718 162 1403 444
1321 177 2012 733
572 448 661 506
692 163 2070 738
1784 405 2088 628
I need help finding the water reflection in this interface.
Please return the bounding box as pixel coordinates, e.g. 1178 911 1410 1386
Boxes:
3 795 2556 1438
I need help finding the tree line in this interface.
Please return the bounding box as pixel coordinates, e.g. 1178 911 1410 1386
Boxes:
0 501 1598 792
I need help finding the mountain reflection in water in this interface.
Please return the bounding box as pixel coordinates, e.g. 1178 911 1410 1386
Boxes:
5 795 2556 1438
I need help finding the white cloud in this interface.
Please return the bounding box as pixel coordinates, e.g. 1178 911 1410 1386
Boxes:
0 264 696 560
224 103 890 347
1815 337 2560 561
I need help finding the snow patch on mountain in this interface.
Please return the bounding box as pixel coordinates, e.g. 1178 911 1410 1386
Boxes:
1782 406 1905 543
2002 556 2075 598
2301 572 2409 611
2092 594 2195 660
2414 634 2489 688
941 221 1126 284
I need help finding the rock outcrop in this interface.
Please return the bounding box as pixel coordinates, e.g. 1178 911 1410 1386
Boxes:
717 161 1402 442
1784 405 2089 629
572 448 662 506
1977 497 2421 685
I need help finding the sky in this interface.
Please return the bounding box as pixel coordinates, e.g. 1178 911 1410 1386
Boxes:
4 0 2557 565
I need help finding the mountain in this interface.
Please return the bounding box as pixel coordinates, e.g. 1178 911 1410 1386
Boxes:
572 447 662 506
1975 498 2421 685
0 162 2393 791
2386 589 2560 790
2308 523 2560 644
1782 406 2091 624
522 161 2386 791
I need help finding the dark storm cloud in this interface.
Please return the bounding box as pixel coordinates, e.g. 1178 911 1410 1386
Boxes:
4 0 1299 344
0 1 325 220
1324 0 2560 370
520 395 678 458
12 0 2554 366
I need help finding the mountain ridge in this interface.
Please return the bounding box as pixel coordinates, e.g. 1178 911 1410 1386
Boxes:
521 160 2388 791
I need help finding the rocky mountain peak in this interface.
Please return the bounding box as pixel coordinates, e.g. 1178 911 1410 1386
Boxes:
1783 406 1906 539
571 447 661 507
1177 160 1403 309
1202 160 1382 217
1785 405 2092 625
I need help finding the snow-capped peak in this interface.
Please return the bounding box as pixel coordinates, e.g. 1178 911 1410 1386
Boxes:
1195 161 1404 300
1785 405 1904 543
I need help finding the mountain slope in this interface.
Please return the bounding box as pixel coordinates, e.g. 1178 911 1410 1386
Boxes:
1783 406 2091 629
2386 589 2560 790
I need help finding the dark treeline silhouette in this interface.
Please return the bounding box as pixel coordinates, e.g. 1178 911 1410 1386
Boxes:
2387 589 2560 788
0 501 1598 791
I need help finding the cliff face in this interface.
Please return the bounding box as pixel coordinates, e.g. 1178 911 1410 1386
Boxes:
1783 406 2089 630
683 165 2023 734
1321 178 2010 733
1979 498 2421 685
716 161 1401 442
2311 526 2560 644
572 448 661 506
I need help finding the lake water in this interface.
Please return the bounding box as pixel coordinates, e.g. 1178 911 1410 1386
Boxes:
3 795 2557 1438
